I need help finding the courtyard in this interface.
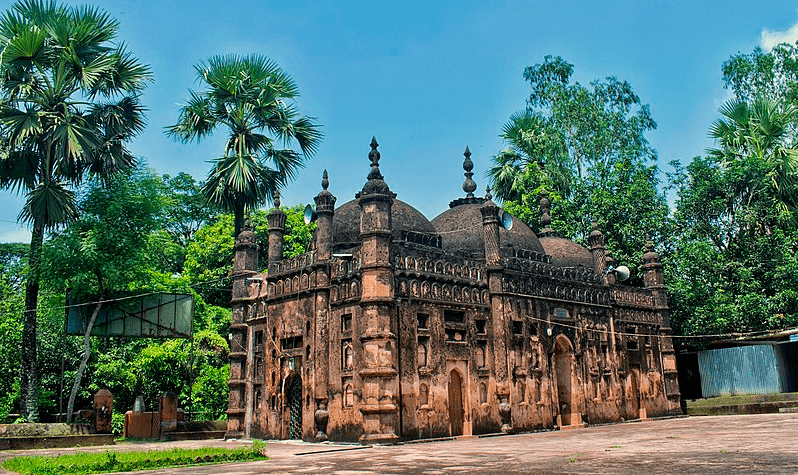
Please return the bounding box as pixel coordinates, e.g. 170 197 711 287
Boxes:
2 413 797 474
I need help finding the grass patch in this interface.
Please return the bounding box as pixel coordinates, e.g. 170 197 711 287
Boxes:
2 441 267 475
667 436 679 439
686 392 798 408
609 445 622 448
567 453 581 463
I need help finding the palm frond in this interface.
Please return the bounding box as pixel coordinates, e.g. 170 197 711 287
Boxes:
18 181 78 229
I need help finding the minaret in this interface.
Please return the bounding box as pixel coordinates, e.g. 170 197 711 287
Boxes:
226 217 258 438
641 239 681 414
588 222 609 280
314 170 336 261
267 190 286 270
357 137 399 442
312 171 336 441
480 187 512 432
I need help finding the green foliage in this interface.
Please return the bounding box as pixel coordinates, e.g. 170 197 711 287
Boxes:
2 445 267 475
723 42 798 103
191 364 230 420
43 166 169 297
666 94 798 339
489 56 667 273
0 0 151 420
0 269 21 420
666 151 798 339
184 206 315 307
167 53 323 235
111 410 125 437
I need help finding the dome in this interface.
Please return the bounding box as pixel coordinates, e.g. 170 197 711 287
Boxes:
330 198 437 247
540 236 594 268
431 203 545 256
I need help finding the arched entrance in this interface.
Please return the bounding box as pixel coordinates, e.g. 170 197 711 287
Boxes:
448 369 464 436
554 335 579 426
284 373 302 439
626 368 640 420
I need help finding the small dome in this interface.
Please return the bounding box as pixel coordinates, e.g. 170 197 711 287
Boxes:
540 236 594 268
431 203 545 256
331 198 436 247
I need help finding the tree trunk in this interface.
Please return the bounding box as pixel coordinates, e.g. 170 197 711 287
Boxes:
21 223 43 422
234 206 245 239
66 299 103 423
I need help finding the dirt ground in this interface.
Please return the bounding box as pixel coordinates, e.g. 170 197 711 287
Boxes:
2 413 798 474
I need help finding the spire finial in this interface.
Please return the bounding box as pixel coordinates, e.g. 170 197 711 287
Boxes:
243 211 252 231
539 190 555 236
273 189 281 209
368 136 382 180
485 185 492 201
462 145 477 198
646 237 654 252
322 169 329 190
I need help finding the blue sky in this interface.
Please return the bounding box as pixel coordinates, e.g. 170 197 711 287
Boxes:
2 0 798 242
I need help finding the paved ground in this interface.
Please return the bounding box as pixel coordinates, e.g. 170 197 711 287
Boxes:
2 413 798 474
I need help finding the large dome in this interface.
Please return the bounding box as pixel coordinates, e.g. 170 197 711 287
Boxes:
330 198 437 247
540 236 594 268
431 203 545 256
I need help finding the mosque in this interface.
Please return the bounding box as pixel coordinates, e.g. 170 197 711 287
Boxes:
225 138 681 442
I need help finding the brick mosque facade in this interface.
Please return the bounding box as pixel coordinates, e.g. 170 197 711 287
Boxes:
225 138 681 442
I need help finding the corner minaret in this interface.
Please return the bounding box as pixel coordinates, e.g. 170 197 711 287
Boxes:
267 190 286 269
357 137 399 442
641 239 681 414
226 217 258 439
588 221 609 279
314 170 336 261
480 187 501 265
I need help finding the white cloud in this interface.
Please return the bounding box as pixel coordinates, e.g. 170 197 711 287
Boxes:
761 23 798 52
0 226 30 244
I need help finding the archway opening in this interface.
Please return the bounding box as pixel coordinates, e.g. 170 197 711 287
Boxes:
285 373 303 439
448 370 464 436
554 335 576 426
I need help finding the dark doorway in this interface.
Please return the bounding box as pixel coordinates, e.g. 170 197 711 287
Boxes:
554 336 574 423
285 373 302 439
448 370 464 436
626 367 640 420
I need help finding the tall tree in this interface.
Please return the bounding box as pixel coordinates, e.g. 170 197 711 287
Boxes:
707 96 798 229
489 56 666 271
167 54 323 237
722 42 798 104
43 167 166 421
0 0 151 420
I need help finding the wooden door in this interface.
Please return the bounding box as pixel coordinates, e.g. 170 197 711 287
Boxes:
448 370 464 436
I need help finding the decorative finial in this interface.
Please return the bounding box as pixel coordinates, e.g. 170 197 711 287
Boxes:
273 189 281 209
368 136 382 180
539 190 554 236
592 221 599 231
646 238 654 252
322 169 329 190
485 186 492 201
462 146 477 198
243 211 252 230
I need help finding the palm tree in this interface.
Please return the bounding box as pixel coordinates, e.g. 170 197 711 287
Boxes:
0 0 151 421
167 54 323 237
708 96 798 230
487 109 572 204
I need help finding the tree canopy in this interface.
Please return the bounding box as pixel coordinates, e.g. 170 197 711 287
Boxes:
0 0 151 421
489 56 668 277
167 54 323 236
